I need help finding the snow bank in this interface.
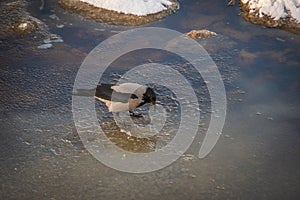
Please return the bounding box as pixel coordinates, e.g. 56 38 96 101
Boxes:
241 0 300 22
79 0 173 16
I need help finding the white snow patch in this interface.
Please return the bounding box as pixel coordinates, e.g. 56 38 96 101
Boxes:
79 0 174 16
242 0 300 22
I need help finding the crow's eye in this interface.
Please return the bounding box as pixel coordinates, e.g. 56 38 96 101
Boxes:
131 94 138 99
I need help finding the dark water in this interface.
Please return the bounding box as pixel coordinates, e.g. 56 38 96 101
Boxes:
1 0 299 199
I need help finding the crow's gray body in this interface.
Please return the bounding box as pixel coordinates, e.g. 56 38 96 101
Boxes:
95 83 156 113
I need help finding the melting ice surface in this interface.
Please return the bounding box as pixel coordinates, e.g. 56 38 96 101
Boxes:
242 0 300 22
79 0 173 16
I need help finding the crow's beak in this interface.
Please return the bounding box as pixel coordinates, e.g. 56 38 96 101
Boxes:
150 98 156 106
151 100 156 111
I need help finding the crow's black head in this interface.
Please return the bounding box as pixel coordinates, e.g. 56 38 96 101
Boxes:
143 87 156 105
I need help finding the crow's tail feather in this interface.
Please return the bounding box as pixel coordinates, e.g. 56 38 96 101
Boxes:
95 83 114 101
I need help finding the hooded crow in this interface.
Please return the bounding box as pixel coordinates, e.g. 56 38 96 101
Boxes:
94 83 156 115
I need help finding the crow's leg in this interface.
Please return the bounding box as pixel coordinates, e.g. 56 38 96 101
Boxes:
129 110 143 118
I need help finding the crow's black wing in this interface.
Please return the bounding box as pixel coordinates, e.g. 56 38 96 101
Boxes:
96 83 137 103
73 84 138 103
